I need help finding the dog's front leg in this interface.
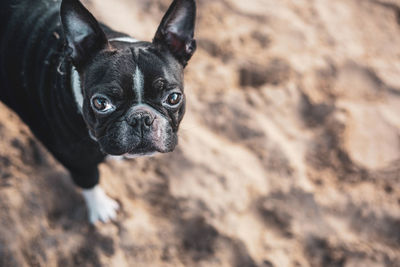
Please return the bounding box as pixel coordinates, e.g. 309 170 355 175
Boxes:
71 168 119 224
82 185 119 224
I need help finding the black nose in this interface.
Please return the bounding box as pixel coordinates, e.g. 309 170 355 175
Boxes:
128 112 155 128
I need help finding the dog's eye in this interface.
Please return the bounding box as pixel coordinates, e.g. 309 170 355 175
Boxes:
166 93 182 106
92 97 113 112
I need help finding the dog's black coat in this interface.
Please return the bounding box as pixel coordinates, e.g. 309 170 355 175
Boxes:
0 0 196 189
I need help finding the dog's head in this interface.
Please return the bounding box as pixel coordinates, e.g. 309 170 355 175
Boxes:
60 0 196 156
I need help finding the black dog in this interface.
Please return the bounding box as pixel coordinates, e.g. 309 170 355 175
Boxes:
0 0 196 223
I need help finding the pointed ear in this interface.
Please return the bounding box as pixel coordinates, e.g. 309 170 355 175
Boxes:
60 0 108 68
153 0 197 67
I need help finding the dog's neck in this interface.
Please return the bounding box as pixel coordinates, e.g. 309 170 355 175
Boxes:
71 36 139 113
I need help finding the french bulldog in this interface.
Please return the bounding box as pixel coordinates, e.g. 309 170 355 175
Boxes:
0 0 196 223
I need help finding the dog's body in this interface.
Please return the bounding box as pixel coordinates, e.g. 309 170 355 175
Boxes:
0 0 106 188
0 0 196 223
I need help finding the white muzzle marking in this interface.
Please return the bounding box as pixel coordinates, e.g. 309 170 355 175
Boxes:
133 63 144 104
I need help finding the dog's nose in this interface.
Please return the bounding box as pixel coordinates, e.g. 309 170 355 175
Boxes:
128 112 155 128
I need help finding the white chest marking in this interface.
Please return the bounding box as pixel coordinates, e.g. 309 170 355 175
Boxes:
71 67 83 113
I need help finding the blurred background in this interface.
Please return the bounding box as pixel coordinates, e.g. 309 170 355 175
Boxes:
0 0 399 266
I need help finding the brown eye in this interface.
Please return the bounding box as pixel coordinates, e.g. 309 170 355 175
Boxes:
92 97 113 112
167 93 182 106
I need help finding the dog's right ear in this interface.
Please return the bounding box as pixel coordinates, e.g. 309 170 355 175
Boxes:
60 0 108 68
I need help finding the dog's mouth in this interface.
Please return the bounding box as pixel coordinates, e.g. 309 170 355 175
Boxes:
127 140 176 155
89 117 178 156
107 146 172 159
97 136 177 157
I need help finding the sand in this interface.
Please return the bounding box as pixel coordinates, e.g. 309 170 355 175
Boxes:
0 0 399 266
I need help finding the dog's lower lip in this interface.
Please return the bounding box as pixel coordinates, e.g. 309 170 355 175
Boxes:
128 147 155 155
127 146 172 155
126 151 157 158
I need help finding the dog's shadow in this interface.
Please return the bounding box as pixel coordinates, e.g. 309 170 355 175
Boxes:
0 133 121 266
34 164 119 265
42 170 87 228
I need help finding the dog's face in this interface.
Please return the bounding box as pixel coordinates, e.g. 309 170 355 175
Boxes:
61 0 196 156
81 42 186 156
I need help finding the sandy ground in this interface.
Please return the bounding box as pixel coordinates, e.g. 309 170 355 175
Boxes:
0 0 400 266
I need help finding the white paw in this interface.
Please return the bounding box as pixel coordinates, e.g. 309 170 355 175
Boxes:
82 185 120 224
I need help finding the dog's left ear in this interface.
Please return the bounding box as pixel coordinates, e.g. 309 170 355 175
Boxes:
60 0 108 68
153 0 196 67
